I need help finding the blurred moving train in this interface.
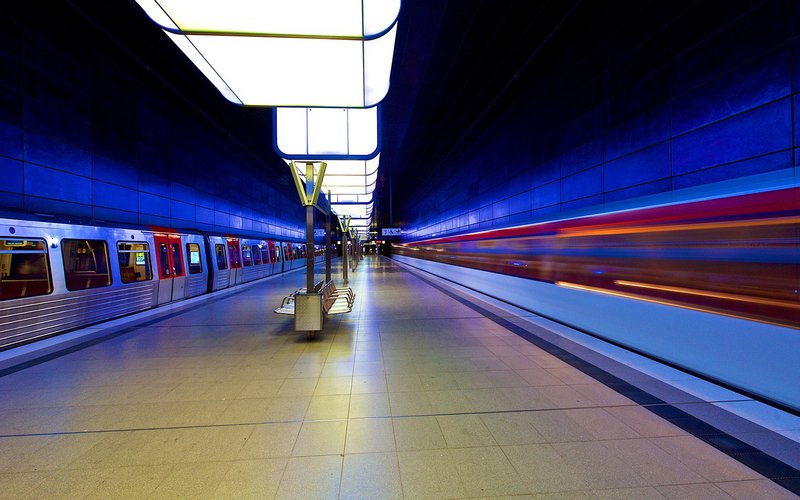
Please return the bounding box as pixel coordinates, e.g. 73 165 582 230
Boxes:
394 186 799 329
0 214 329 350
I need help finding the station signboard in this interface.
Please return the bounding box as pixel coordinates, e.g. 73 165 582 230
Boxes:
382 227 401 236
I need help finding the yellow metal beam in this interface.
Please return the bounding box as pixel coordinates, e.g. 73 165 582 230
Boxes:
289 161 328 208
338 215 351 233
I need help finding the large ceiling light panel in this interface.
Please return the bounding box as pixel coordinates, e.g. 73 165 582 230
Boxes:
135 0 401 107
331 202 374 219
275 106 380 159
349 218 372 229
289 156 379 196
330 193 374 204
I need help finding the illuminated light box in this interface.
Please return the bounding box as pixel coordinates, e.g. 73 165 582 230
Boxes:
348 218 372 228
288 156 379 196
136 0 401 38
330 193 374 204
135 0 400 107
274 106 380 160
331 202 374 219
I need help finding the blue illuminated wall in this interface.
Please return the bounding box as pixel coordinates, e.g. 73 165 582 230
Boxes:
0 3 304 240
404 1 799 240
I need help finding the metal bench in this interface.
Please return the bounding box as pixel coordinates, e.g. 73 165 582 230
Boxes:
274 280 354 341
273 280 324 315
320 281 354 315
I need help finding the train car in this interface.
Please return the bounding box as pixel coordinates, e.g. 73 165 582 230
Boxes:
394 186 800 328
0 215 309 350
314 245 326 264
148 228 212 304
282 242 306 271
0 216 159 349
239 238 280 283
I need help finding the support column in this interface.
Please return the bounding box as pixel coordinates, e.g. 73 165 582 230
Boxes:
342 229 349 285
287 160 327 335
305 162 315 293
325 190 332 284
339 216 350 286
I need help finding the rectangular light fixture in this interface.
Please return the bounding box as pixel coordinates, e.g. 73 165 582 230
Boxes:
274 106 380 160
330 193 374 204
135 0 400 107
349 218 372 228
288 156 379 196
331 202 374 219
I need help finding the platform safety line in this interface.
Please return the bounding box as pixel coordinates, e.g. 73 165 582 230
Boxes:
0 398 757 440
387 256 800 493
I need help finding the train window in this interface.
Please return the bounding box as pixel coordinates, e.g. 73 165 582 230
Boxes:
261 247 269 264
61 239 111 291
274 246 280 262
158 243 170 278
186 243 203 274
0 238 52 300
215 244 227 270
117 242 152 283
242 245 252 266
252 245 262 265
170 243 184 276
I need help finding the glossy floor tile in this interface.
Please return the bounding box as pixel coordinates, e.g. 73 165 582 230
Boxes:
0 256 797 499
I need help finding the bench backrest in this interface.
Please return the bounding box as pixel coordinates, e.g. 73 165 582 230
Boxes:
320 281 336 311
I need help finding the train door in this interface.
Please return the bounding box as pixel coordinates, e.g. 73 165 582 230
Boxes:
274 241 284 273
267 240 277 274
154 234 186 304
211 240 230 290
284 243 292 270
227 239 242 284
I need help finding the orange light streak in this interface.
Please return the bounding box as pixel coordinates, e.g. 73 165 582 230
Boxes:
554 281 798 329
556 216 800 238
614 280 800 309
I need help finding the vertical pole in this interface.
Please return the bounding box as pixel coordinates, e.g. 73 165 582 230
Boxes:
305 162 315 293
325 190 332 284
342 219 349 286
354 237 358 267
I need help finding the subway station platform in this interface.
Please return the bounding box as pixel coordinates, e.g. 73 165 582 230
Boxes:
0 256 799 499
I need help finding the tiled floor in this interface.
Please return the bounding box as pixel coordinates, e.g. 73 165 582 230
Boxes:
0 256 798 499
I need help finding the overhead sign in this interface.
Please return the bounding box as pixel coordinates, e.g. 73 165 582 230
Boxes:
382 227 401 236
314 229 326 236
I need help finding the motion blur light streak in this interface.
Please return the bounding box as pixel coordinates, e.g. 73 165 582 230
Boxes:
394 187 800 328
555 281 794 329
614 280 800 308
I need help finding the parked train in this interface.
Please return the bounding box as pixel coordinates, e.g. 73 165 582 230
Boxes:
0 215 330 350
394 186 800 328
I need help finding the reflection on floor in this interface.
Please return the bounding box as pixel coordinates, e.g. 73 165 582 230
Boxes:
0 256 797 499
